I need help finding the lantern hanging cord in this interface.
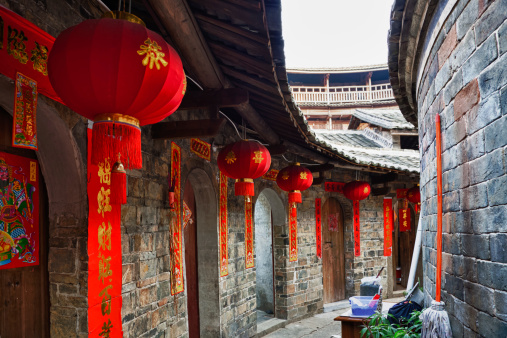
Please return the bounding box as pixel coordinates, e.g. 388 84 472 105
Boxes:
281 154 319 166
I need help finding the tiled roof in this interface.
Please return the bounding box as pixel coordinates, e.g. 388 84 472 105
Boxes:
297 100 397 108
314 131 383 148
313 133 420 173
352 109 416 130
287 64 388 74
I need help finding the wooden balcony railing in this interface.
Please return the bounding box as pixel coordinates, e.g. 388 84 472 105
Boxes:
291 84 394 104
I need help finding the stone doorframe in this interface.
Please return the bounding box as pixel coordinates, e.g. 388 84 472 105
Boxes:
181 163 220 336
0 74 89 336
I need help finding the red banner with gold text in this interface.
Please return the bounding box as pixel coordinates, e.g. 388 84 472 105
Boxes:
315 198 322 259
219 171 228 276
289 207 298 262
245 198 254 269
353 201 360 256
87 129 122 338
325 182 344 193
399 208 411 232
170 142 184 295
0 6 61 102
0 152 39 270
190 138 211 161
12 72 38 150
262 169 279 181
383 197 393 256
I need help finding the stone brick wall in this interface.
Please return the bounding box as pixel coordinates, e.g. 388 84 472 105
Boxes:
415 0 507 335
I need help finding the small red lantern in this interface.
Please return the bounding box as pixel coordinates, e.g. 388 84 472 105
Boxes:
343 180 371 201
343 180 371 257
48 11 186 169
276 163 313 205
407 185 421 213
217 140 271 197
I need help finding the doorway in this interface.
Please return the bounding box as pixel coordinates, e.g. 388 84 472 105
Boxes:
393 203 417 289
183 168 220 337
322 197 346 303
0 108 50 337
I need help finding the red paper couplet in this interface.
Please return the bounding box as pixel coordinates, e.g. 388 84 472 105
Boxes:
170 142 184 295
190 138 211 161
353 200 360 257
396 189 408 199
325 181 345 193
245 198 254 269
0 152 39 270
289 207 298 262
399 208 411 232
12 72 38 150
315 198 322 259
87 129 122 338
383 197 393 256
219 171 228 276
262 169 279 181
0 6 62 102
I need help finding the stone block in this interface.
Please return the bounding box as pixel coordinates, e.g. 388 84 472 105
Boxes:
461 183 488 210
140 258 157 279
454 79 480 120
435 60 452 95
495 290 507 321
456 0 478 40
453 297 479 332
500 20 507 56
478 52 507 98
477 311 507 337
462 34 498 84
472 206 507 233
444 71 464 106
461 234 490 260
487 175 507 207
443 190 460 213
474 0 507 45
438 24 458 68
490 234 507 263
477 260 507 291
502 86 507 115
469 148 504 185
465 129 485 160
464 281 495 315
49 248 76 273
50 307 78 337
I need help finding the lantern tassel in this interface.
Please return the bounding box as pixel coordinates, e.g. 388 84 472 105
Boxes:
92 121 142 169
235 180 254 197
288 191 302 204
111 155 127 205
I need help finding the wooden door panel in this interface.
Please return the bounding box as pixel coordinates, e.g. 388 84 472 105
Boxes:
322 198 345 303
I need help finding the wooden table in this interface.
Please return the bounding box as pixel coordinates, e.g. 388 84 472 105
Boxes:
334 313 366 338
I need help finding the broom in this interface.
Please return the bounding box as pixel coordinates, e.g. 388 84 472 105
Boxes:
420 113 452 337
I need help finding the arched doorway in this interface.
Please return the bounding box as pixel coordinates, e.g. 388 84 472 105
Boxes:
322 197 346 303
254 188 285 321
183 168 220 337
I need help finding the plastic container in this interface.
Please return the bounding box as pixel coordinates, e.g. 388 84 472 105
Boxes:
349 296 379 317
360 276 381 296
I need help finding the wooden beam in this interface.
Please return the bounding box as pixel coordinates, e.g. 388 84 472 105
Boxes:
312 176 324 186
371 172 398 185
152 119 226 139
179 88 248 110
193 12 267 44
371 187 390 196
266 144 287 155
305 163 335 173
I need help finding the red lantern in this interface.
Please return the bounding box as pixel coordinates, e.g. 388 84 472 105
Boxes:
48 12 186 169
343 180 370 257
217 140 271 197
407 185 421 213
343 180 371 201
276 163 313 204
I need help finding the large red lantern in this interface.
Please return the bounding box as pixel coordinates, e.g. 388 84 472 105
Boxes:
276 163 313 204
343 180 371 257
48 12 186 169
217 140 271 197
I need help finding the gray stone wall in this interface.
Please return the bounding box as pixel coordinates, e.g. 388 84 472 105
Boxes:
416 0 507 335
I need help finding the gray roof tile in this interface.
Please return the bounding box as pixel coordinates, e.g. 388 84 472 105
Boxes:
352 109 415 129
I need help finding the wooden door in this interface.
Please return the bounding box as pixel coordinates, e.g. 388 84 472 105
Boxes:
183 179 200 337
0 108 50 337
399 208 417 287
322 197 345 303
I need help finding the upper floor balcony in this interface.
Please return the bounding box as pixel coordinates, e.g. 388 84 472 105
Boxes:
291 83 394 105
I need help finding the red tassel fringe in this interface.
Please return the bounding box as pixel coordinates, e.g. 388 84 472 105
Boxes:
110 171 127 205
289 191 302 204
92 122 142 169
235 181 254 196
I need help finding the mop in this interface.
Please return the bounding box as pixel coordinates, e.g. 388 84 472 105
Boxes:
420 113 452 337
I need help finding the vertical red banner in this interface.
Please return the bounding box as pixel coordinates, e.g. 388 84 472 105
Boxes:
12 73 38 150
87 129 122 338
219 171 228 276
245 198 254 269
383 197 393 256
353 201 360 257
399 208 411 232
315 198 322 259
289 207 298 262
0 152 39 270
170 142 184 295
